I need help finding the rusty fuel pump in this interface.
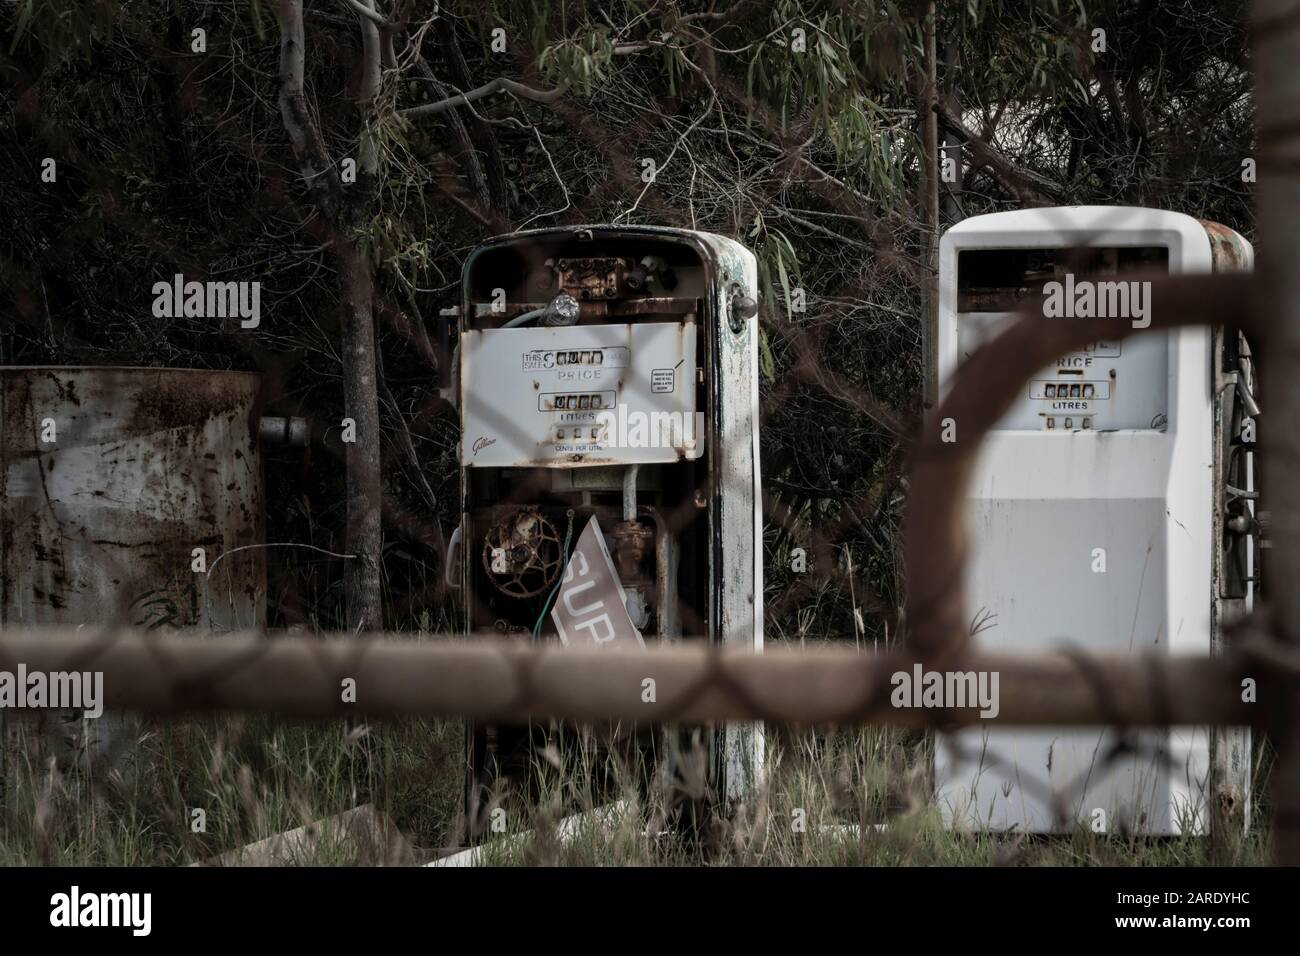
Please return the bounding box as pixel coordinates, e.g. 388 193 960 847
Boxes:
439 226 764 836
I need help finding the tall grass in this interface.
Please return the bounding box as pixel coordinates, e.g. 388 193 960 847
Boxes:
464 723 1270 866
0 713 1271 866
0 712 463 865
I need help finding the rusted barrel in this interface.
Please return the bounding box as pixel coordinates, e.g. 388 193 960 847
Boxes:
1 367 266 767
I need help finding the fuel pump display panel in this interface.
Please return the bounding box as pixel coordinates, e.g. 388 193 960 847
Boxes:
953 245 1171 432
955 317 1170 431
460 321 700 467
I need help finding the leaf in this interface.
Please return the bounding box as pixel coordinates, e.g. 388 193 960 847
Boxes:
10 0 36 52
758 325 776 381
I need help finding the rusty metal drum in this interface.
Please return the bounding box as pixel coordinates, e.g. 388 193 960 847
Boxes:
1 367 266 767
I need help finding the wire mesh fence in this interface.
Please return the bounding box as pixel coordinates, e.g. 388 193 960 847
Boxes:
0 264 1288 861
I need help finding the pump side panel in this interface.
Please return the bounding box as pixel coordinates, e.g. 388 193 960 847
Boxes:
699 234 765 802
942 479 1186 831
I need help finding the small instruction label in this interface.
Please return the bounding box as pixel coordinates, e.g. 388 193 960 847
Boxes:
651 368 675 393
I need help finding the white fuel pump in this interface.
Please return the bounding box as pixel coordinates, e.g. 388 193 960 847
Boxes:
934 207 1256 835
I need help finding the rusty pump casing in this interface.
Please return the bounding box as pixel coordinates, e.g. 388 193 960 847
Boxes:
441 226 764 832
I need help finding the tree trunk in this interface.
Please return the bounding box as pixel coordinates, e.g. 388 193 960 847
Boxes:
340 240 383 632
919 2 940 413
278 0 384 634
941 37 963 224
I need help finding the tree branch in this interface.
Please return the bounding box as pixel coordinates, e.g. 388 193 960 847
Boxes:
337 0 388 28
399 76 568 119
932 101 1064 206
356 0 382 105
278 0 343 224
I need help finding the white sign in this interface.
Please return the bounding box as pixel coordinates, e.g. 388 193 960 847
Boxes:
551 517 645 650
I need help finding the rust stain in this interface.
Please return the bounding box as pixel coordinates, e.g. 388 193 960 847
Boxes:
1199 220 1248 273
44 371 82 407
128 374 250 434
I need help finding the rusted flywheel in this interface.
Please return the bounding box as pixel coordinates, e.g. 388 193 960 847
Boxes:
481 508 563 599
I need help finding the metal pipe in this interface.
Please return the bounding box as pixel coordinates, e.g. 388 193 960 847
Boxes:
502 306 547 329
502 293 580 329
622 464 639 521
259 415 311 447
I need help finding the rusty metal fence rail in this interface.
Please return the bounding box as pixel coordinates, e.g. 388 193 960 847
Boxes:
0 629 1267 729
